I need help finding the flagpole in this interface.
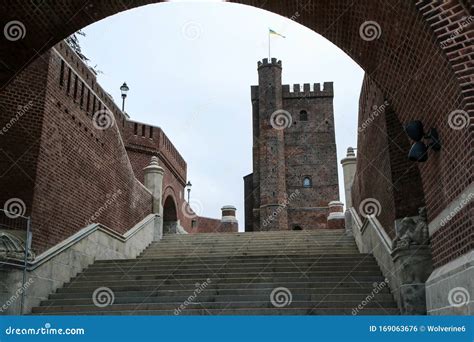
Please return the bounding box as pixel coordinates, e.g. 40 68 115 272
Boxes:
268 30 271 60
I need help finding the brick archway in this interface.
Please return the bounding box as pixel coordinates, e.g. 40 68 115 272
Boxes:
0 1 471 265
163 195 178 221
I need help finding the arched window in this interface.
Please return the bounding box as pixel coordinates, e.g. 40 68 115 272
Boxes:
303 177 312 188
293 225 303 231
300 110 308 121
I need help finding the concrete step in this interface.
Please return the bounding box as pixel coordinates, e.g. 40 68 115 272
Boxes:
40 293 395 306
143 245 359 252
97 255 374 266
140 246 359 253
85 265 382 274
32 300 398 314
58 281 387 293
32 230 398 315
152 238 357 244
51 286 391 298
33 307 400 315
70 270 383 281
64 276 386 289
86 264 380 273
140 249 362 258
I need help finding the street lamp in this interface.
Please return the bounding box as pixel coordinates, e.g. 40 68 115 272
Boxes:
185 181 192 203
120 82 129 112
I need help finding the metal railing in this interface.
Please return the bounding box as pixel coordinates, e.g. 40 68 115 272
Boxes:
0 208 32 315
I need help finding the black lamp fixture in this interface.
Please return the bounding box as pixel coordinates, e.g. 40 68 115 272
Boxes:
185 181 192 203
120 82 129 112
405 120 441 162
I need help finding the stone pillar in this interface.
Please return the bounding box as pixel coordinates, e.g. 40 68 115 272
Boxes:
340 147 357 208
391 208 432 315
220 205 238 232
327 201 345 229
392 245 432 314
341 147 357 235
143 156 165 240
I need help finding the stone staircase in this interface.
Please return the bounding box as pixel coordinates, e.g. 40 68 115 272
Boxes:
32 230 399 315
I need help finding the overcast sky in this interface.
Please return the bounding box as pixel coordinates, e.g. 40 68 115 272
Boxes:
79 0 364 229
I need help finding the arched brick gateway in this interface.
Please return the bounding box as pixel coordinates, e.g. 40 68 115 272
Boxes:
163 194 179 234
0 0 472 303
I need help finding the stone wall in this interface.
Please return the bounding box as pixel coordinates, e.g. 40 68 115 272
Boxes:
0 214 160 315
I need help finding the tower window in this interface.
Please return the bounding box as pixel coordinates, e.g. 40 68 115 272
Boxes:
303 177 312 188
300 110 308 121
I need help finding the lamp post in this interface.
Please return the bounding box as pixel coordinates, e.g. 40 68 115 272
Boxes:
185 181 192 203
120 82 129 112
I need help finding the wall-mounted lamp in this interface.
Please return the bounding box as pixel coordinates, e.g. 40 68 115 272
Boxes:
120 82 129 112
405 121 441 162
185 181 192 203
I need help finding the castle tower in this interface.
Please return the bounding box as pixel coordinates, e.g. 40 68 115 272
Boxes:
253 58 288 231
244 58 340 232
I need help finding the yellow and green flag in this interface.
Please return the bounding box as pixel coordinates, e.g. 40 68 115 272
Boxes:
269 28 286 38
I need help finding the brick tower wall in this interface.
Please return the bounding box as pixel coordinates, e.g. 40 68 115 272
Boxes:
253 58 289 231
247 59 339 231
243 173 254 231
282 83 339 230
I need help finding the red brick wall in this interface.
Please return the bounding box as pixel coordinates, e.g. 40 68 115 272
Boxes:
189 216 238 234
287 209 329 230
352 75 425 239
122 120 234 234
1 44 153 253
123 120 190 231
0 52 47 222
352 70 472 268
283 84 339 230
414 0 473 268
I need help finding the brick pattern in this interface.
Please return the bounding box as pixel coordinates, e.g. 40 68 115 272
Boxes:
188 216 238 234
0 51 47 223
253 59 289 231
0 0 471 265
352 75 426 239
327 219 345 230
430 203 473 268
123 120 190 231
243 173 254 231
0 43 154 253
247 59 339 231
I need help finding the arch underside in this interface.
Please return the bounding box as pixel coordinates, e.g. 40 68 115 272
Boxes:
0 0 471 265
